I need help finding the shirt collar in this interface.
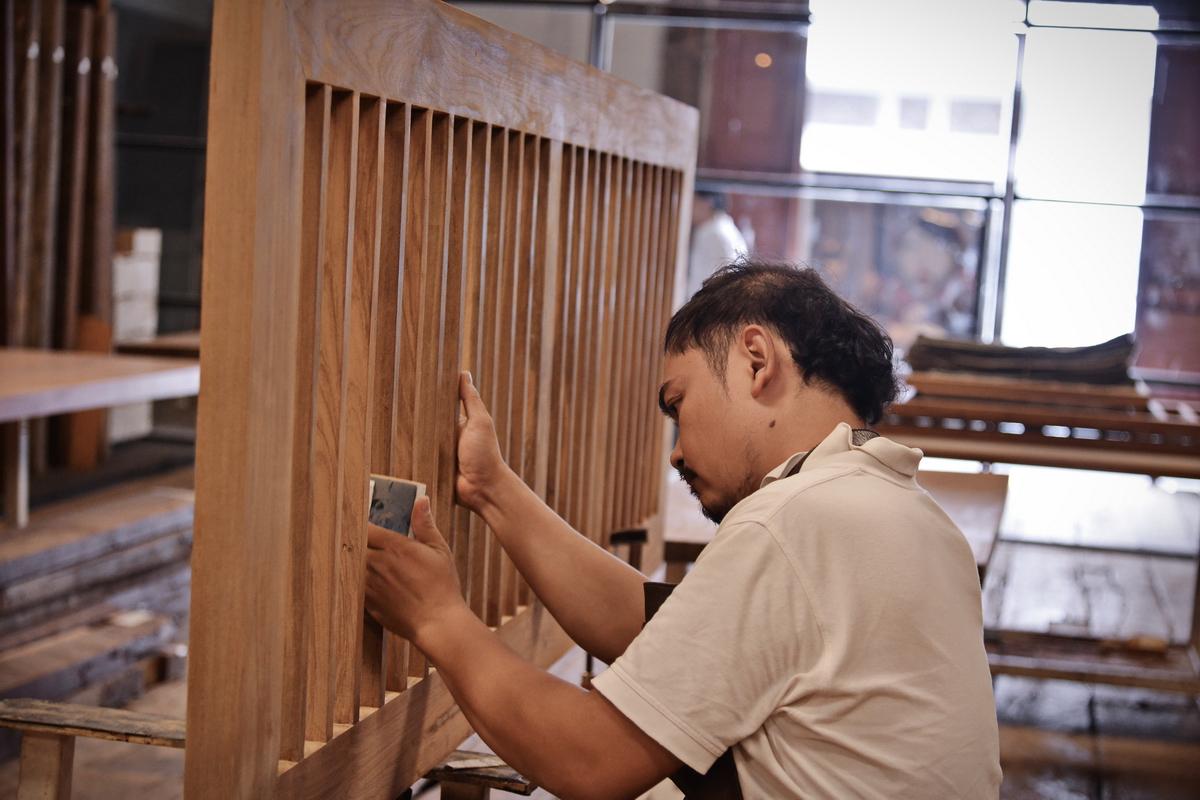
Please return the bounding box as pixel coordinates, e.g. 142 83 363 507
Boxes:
759 422 923 489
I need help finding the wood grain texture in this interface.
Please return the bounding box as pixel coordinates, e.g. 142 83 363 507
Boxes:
189 2 696 796
184 0 307 794
287 0 696 170
305 89 358 742
333 95 384 724
16 730 72 800
0 699 184 748
0 349 198 423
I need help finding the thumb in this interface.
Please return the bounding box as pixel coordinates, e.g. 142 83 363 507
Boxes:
410 496 447 549
459 371 489 419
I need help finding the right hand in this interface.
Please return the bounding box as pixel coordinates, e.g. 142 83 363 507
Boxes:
455 371 510 513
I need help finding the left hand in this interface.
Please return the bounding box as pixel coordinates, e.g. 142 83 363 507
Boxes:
365 496 466 646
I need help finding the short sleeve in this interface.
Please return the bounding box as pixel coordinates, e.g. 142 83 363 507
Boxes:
591 519 821 774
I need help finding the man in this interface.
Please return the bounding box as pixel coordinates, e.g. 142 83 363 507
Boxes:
688 191 748 300
365 261 1001 799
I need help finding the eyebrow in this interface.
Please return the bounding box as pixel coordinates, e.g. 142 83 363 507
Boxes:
657 382 673 416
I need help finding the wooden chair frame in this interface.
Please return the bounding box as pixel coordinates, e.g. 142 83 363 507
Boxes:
187 1 696 797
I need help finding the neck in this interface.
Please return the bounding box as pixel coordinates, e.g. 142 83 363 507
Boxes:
752 393 863 478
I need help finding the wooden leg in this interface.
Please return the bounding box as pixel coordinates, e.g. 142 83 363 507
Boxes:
17 732 74 800
3 419 30 529
441 782 489 800
664 559 686 584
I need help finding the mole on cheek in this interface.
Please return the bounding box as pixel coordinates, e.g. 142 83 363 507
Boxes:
769 419 776 428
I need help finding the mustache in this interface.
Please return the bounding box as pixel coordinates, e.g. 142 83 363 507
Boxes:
676 464 699 487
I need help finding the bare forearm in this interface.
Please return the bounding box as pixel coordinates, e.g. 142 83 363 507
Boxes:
418 606 672 800
475 469 644 663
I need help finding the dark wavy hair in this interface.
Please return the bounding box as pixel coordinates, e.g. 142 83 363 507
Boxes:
664 259 899 424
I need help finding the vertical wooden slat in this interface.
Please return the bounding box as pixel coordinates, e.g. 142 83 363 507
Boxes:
647 171 682 517
481 126 508 628
0 0 13 344
384 104 417 695
333 96 384 723
544 145 576 518
464 121 490 619
27 0 63 352
389 106 430 687
595 155 624 541
609 158 638 534
634 166 665 524
16 731 73 800
12 0 40 347
407 111 452 678
279 82 330 763
576 150 605 543
442 117 470 586
565 148 593 535
304 89 359 743
51 4 89 352
378 102 413 695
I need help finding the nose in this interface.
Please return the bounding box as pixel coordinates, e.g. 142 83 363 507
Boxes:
669 432 684 472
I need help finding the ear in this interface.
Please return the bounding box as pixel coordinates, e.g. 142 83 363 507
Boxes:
739 325 778 399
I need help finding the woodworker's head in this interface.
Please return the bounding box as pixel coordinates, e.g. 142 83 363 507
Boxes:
659 260 899 522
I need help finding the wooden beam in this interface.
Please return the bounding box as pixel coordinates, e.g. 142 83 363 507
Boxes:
16 730 73 800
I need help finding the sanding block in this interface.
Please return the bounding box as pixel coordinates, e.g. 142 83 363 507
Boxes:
367 474 426 535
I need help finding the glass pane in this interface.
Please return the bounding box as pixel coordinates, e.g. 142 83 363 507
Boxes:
452 3 591 64
688 190 985 349
1016 28 1157 204
610 22 807 173
1001 201 1142 347
1134 211 1200 380
1147 42 1200 197
800 0 1019 183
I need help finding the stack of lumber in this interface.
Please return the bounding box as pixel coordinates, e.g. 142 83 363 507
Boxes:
2 0 120 470
906 334 1135 385
0 467 192 761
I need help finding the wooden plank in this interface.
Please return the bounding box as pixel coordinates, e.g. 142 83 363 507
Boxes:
0 0 14 346
918 470 1008 580
333 95 384 725
304 89 359 742
909 371 1149 410
278 81 331 764
0 527 190 612
0 470 192 583
982 541 1194 644
462 121 489 618
183 0 307 793
542 144 574 518
3 418 28 528
0 611 172 699
275 605 573 800
986 633 1200 693
426 750 535 796
50 4 90 352
483 127 509 628
26 0 63 353
0 349 199 423
114 330 200 359
286 0 697 171
81 3 114 327
637 166 668 526
16 731 72 800
0 699 184 748
12 0 40 350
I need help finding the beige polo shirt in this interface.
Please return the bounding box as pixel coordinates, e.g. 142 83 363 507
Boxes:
593 423 1001 798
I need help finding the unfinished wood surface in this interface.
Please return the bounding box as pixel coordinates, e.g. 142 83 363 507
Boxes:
114 330 200 359
51 4 90 352
918 470 1008 579
189 1 696 797
16 730 72 800
0 699 184 748
0 348 199 422
426 750 535 796
982 541 1195 645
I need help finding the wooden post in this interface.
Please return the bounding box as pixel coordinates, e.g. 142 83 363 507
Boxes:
16 731 74 800
3 418 29 529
